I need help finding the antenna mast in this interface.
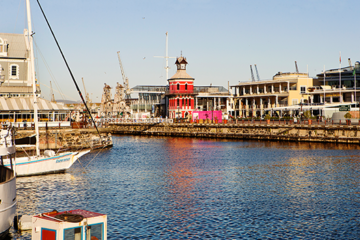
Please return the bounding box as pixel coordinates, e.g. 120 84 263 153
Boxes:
154 32 175 83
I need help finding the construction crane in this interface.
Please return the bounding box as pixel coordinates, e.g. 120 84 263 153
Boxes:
82 77 91 104
250 65 255 82
50 81 55 102
117 51 131 99
295 61 299 73
254 64 260 81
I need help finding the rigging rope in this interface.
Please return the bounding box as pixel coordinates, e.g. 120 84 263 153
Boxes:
36 0 102 140
33 39 67 101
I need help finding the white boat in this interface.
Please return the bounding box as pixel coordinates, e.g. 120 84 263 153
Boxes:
0 126 17 238
1 0 90 177
4 149 89 177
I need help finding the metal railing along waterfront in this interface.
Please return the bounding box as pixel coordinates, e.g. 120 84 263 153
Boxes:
165 90 199 95
2 121 71 128
223 118 360 126
103 118 173 124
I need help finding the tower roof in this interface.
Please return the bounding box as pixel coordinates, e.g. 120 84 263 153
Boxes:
169 71 193 80
175 56 188 65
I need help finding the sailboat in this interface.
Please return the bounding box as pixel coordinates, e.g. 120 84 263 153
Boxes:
3 0 90 177
0 126 16 238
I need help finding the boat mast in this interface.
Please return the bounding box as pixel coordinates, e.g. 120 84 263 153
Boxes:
26 0 40 156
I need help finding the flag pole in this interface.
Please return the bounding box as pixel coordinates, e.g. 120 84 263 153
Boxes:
339 51 342 103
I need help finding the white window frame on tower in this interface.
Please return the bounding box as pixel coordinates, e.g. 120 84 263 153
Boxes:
9 64 19 79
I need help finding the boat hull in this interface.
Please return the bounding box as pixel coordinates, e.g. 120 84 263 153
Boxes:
0 175 16 238
4 150 90 177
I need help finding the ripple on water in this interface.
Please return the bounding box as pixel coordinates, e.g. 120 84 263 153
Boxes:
8 136 360 239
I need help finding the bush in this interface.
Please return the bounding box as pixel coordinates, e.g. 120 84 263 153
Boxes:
344 112 352 119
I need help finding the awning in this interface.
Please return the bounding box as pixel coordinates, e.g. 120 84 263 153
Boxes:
0 97 70 111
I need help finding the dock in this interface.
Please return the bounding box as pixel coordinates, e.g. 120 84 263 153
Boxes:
110 122 360 144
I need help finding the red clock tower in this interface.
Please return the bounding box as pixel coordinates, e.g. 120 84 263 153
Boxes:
167 56 197 119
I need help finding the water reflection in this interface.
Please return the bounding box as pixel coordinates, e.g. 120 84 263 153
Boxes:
9 136 360 239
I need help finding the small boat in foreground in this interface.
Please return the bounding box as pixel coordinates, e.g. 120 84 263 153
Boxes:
31 209 107 240
0 126 16 238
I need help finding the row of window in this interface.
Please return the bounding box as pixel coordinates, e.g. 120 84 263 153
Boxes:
0 93 31 97
171 83 189 90
170 98 193 108
238 85 306 95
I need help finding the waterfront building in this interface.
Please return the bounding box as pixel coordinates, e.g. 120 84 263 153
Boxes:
130 85 167 116
165 56 198 119
194 85 231 117
0 32 40 98
304 61 360 118
230 72 316 118
0 32 71 124
309 62 360 104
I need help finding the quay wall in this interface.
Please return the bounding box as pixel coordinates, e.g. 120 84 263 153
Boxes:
110 123 360 144
15 128 112 150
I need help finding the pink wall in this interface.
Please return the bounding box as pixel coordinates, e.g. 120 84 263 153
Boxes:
192 111 223 123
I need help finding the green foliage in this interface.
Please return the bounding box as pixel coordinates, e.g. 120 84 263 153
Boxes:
303 110 311 119
344 112 352 119
264 114 271 120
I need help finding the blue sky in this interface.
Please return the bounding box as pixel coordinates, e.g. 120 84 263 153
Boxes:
2 0 360 102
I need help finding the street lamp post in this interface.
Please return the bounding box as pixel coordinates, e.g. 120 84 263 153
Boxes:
177 106 180 123
212 106 213 123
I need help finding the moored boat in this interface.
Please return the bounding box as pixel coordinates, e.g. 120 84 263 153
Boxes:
0 126 16 238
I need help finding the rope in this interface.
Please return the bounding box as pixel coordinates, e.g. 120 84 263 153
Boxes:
36 0 102 140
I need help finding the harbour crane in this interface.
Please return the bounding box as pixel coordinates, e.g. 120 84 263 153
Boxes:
295 61 299 73
250 65 255 82
254 64 260 81
117 51 131 99
82 77 91 104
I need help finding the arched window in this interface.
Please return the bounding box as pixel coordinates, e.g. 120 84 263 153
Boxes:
177 98 179 107
185 83 188 90
177 83 180 90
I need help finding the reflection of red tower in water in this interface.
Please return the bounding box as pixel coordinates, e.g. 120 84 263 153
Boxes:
165 138 199 229
164 138 225 235
167 56 197 119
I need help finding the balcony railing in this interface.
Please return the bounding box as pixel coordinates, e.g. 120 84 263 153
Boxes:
165 90 199 95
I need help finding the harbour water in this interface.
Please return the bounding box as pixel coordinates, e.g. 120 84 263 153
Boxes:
9 136 360 239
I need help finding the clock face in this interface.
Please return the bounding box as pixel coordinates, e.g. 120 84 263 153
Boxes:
181 64 185 69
